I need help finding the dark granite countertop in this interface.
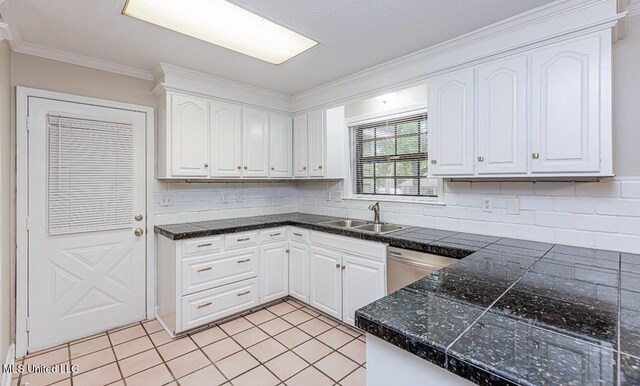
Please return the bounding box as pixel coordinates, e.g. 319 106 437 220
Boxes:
154 213 640 385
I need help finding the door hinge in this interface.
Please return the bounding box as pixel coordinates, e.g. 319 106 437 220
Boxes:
26 116 30 131
25 216 30 231
26 317 30 332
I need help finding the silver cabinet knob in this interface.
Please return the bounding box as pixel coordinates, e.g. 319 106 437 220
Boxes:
134 228 144 236
237 166 241 169
135 214 143 221
335 263 341 268
431 160 437 164
303 166 307 170
204 163 208 168
271 167 275 170
319 166 323 169
341 265 346 270
477 156 485 162
532 153 540 159
244 166 248 169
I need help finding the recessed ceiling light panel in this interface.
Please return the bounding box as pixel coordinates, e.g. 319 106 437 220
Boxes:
123 0 318 65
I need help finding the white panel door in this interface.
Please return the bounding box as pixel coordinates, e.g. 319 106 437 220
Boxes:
260 242 289 303
269 113 293 178
428 69 475 176
27 97 146 352
171 93 209 177
242 108 270 177
477 56 528 175
310 246 342 319
531 35 601 173
293 114 309 177
307 110 325 177
288 241 309 304
210 101 242 177
342 254 386 326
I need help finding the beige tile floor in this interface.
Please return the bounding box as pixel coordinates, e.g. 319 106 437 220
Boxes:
11 298 366 386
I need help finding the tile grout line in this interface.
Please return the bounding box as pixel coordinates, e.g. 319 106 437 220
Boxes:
105 324 128 386
443 254 547 369
142 321 181 385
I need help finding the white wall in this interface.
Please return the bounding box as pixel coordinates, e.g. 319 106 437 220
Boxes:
295 14 640 255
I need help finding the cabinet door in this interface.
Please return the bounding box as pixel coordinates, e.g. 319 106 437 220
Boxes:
210 101 242 177
171 93 209 177
342 254 386 326
288 241 309 304
269 113 293 178
242 108 270 177
260 242 288 304
531 35 601 173
477 56 528 175
427 69 475 176
310 246 342 319
307 110 325 177
293 114 309 177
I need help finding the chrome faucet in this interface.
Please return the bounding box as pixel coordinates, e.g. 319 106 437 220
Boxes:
369 202 381 224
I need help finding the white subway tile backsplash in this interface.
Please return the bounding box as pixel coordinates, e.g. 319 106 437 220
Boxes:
444 181 471 193
595 233 639 254
501 182 534 195
470 182 501 194
575 181 621 198
554 229 596 248
515 225 555 242
574 215 618 233
533 182 576 196
519 196 554 211
596 199 640 217
534 212 574 229
622 182 640 198
553 197 596 214
619 217 640 235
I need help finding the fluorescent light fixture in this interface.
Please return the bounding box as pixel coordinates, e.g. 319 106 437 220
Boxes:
123 0 318 65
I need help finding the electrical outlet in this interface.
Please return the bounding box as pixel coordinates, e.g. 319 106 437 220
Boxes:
482 196 493 212
506 197 521 215
236 191 244 202
334 191 343 202
221 192 229 204
159 193 173 207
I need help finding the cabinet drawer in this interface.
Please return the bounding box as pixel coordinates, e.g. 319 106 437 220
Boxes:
182 237 223 257
260 228 287 244
180 278 258 333
289 227 310 243
225 231 258 250
181 247 258 295
311 231 386 261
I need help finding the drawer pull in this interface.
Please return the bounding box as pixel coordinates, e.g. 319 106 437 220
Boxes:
237 259 251 264
197 302 212 309
237 291 251 297
270 232 282 237
293 232 303 237
197 243 213 248
237 237 251 242
196 267 213 273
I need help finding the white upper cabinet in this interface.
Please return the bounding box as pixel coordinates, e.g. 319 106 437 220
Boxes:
531 35 601 174
269 113 293 178
428 69 475 176
477 55 528 175
307 110 326 177
293 114 309 177
170 93 210 177
242 108 270 177
210 101 242 177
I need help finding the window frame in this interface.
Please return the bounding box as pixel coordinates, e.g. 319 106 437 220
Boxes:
344 106 443 204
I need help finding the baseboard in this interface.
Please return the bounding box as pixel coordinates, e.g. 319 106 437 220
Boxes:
1 343 15 386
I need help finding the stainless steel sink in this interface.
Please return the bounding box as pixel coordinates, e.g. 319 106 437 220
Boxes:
321 219 370 228
353 223 406 234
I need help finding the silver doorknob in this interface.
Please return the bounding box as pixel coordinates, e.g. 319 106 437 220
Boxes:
135 214 143 221
135 228 144 236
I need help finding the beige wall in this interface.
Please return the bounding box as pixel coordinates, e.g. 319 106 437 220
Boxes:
1 40 11 360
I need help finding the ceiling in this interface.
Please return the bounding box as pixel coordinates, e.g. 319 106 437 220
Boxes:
2 0 557 95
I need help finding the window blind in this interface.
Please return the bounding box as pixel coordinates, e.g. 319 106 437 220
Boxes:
350 113 437 197
48 114 134 235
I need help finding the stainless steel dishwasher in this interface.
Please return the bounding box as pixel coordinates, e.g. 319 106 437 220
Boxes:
387 247 458 293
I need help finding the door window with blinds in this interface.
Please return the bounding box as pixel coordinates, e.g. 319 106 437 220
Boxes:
350 112 437 198
48 114 134 235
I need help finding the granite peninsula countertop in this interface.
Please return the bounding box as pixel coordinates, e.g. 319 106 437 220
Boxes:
155 213 640 385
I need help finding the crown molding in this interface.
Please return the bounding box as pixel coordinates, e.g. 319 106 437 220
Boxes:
152 62 293 113
628 0 640 15
291 0 625 112
12 40 153 80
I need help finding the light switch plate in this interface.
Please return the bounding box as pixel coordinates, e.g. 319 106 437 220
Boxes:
334 191 343 202
221 192 229 204
506 197 520 215
236 190 244 202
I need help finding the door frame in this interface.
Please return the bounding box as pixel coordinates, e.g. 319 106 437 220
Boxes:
15 87 155 357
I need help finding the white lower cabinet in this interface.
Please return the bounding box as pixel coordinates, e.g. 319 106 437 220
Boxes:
310 246 343 319
342 253 386 326
260 241 288 304
310 231 387 326
157 226 387 335
289 240 310 304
